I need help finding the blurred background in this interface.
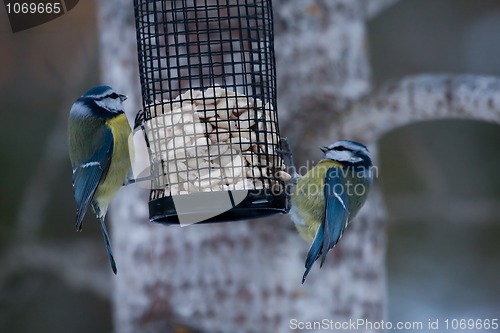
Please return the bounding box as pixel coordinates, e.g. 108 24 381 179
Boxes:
1 0 499 332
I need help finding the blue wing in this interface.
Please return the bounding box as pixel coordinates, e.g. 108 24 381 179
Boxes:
72 126 113 231
321 167 350 264
303 166 350 283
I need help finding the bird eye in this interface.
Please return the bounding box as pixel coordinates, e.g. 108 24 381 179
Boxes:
334 146 346 151
109 93 120 99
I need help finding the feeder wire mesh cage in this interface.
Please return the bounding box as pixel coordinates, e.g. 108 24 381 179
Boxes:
133 0 291 224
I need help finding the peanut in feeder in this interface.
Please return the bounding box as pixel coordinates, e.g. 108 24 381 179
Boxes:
133 0 291 224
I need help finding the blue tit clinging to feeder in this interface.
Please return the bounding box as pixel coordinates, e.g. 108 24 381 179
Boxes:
68 85 131 274
290 140 373 283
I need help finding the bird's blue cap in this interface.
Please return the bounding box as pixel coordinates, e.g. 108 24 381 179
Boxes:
84 85 113 97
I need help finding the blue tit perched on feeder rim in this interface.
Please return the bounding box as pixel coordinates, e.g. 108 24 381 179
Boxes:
68 85 131 274
290 140 373 283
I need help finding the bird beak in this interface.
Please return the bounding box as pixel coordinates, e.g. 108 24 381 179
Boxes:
119 94 128 102
320 146 328 153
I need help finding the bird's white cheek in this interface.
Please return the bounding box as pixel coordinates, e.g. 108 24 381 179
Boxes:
324 150 350 162
96 99 123 113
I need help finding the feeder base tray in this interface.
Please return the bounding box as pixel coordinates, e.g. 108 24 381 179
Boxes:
149 189 289 225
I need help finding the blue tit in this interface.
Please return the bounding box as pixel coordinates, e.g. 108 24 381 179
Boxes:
290 140 373 283
68 85 131 274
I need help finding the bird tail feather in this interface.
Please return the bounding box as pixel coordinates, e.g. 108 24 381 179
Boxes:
302 223 324 284
98 216 117 274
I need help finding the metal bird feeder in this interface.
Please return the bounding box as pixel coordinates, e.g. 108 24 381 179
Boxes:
133 0 291 225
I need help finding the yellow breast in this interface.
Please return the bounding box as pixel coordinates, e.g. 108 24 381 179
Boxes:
94 113 131 216
291 159 343 242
